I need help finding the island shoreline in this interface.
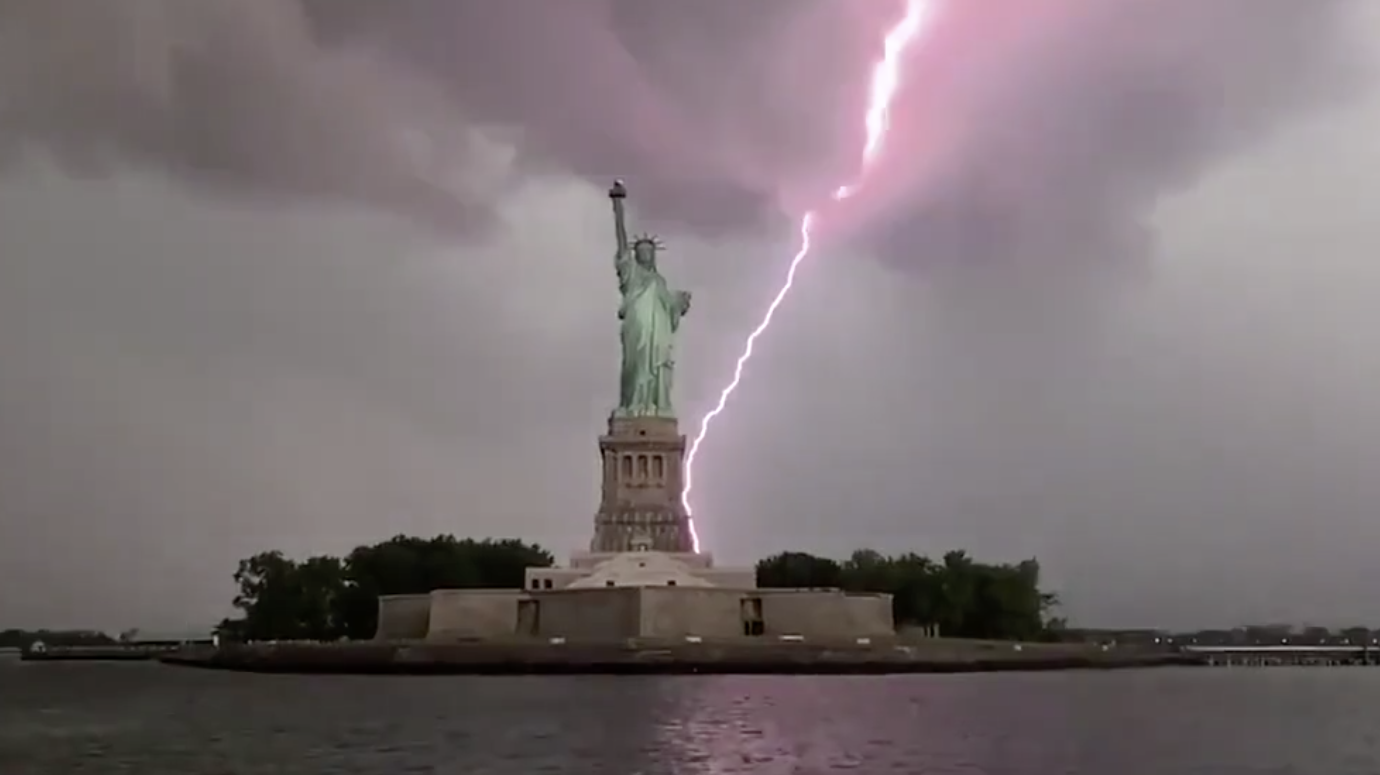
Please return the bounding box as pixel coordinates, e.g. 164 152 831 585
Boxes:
160 641 1201 675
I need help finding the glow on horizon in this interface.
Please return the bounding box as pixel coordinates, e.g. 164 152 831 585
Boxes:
681 0 937 552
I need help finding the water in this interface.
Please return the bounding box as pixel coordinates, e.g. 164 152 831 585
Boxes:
3 659 1379 774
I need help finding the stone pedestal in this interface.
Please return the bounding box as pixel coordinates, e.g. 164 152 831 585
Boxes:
590 415 695 553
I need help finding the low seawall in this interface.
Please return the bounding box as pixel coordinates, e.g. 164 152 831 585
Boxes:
162 640 1201 675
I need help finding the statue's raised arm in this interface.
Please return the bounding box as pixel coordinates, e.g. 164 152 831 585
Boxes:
609 179 630 259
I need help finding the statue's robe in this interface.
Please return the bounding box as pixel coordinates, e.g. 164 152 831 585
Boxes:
615 251 688 417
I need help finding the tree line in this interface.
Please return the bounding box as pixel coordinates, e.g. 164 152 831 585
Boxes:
217 535 554 642
757 549 1058 641
219 535 1059 642
0 629 116 650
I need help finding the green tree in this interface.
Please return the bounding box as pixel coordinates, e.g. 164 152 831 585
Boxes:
294 555 345 641
962 558 1047 640
756 547 1057 641
334 535 555 639
223 550 324 641
223 535 555 641
875 552 942 629
756 551 843 589
932 550 976 636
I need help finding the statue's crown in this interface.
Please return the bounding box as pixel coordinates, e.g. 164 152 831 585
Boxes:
633 233 666 250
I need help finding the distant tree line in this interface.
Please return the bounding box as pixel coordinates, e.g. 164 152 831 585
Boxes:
219 535 1060 642
0 629 116 650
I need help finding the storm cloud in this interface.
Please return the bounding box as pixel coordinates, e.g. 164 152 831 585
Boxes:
2 0 1364 251
835 0 1369 269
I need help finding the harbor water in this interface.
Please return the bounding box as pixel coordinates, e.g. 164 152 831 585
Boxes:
2 659 1378 773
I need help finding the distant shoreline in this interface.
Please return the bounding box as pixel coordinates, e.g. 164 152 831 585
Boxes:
159 639 1200 675
21 645 180 662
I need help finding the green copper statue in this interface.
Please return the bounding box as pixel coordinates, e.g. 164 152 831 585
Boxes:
608 179 692 418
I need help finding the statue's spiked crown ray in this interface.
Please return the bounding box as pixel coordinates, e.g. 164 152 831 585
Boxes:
633 233 666 251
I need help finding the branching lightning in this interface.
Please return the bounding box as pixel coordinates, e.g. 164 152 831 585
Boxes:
681 0 936 553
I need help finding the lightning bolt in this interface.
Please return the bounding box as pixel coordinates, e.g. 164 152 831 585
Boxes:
681 0 936 553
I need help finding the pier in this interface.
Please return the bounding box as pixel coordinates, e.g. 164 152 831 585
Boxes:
1183 645 1378 666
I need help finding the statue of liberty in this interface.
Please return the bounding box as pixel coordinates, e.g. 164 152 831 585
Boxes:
607 180 692 418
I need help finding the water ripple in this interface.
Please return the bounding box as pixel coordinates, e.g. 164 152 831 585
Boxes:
1 661 1378 773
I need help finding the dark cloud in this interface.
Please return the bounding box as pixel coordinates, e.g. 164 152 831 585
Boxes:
0 0 871 235
0 0 1366 250
841 0 1367 269
0 0 486 230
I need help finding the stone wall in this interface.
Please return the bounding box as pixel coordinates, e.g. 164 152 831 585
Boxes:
758 590 894 639
374 594 431 640
427 589 524 640
375 586 894 642
638 587 744 639
533 587 641 640
532 587 891 641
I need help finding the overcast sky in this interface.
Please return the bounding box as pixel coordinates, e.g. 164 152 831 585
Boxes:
1 0 1377 632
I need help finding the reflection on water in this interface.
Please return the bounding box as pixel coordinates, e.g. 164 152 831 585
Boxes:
2 661 1379 773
